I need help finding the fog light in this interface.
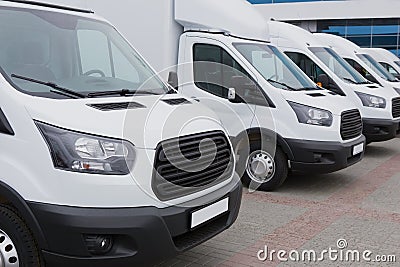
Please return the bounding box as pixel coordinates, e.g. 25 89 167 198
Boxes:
84 235 113 255
313 153 322 163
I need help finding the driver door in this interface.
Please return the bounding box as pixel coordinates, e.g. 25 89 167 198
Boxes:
178 36 257 138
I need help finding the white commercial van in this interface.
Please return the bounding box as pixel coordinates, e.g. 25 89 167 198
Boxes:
363 48 400 80
268 21 400 143
0 1 243 266
88 0 366 191
313 33 400 93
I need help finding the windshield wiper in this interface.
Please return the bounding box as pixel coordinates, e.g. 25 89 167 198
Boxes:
87 89 161 98
87 89 136 98
11 74 86 99
342 77 357 84
343 77 372 85
267 79 296 91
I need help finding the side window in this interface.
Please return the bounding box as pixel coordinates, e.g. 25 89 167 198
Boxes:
286 52 344 95
77 30 112 77
380 62 400 78
193 44 249 98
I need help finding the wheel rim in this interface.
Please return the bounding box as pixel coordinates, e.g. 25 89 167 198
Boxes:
0 229 19 267
246 150 276 184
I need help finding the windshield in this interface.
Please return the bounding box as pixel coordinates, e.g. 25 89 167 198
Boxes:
357 54 398 82
310 47 367 84
0 7 167 98
380 62 400 77
234 43 318 91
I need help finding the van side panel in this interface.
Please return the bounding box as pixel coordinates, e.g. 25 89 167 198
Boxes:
86 0 184 80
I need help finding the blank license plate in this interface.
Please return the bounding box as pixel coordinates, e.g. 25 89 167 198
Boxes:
191 198 229 229
353 143 364 156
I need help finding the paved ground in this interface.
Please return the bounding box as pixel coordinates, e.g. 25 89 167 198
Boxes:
158 137 400 266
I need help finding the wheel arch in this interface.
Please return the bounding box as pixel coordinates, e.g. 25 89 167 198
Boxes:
0 181 48 250
231 127 294 161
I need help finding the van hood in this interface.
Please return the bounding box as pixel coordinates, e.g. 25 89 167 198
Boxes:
280 89 356 116
352 84 399 99
23 94 223 149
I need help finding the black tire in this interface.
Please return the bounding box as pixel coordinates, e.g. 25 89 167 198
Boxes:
0 205 42 267
241 141 288 191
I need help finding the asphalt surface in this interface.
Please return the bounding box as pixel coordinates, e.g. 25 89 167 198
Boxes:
158 137 400 266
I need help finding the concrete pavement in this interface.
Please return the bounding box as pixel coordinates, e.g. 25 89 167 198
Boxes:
158 138 400 266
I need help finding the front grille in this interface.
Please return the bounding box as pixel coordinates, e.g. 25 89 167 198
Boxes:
341 109 363 141
152 131 233 201
392 98 400 118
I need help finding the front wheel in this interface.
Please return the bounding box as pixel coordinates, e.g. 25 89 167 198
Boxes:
0 205 42 267
242 141 288 191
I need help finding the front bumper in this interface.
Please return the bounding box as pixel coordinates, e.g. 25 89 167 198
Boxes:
28 179 242 267
363 118 400 143
285 135 366 173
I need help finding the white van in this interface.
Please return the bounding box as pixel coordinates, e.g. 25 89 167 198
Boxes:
363 48 400 81
88 0 366 191
313 33 400 93
268 21 400 143
0 1 243 266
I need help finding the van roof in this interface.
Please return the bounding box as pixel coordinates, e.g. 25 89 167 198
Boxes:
313 33 360 57
0 0 93 14
268 21 326 50
175 0 269 42
363 48 399 62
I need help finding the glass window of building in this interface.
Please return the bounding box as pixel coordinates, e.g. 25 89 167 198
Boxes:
317 18 400 57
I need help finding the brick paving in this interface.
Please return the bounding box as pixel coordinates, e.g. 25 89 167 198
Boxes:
158 138 400 266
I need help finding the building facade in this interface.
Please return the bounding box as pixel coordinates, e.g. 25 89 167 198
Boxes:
250 0 400 56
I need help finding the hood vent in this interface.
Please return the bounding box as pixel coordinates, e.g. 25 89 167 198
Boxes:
162 98 192 106
367 85 379 89
307 93 325 97
328 91 338 95
88 102 146 111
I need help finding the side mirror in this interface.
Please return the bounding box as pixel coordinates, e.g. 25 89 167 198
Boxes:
168 71 178 89
228 76 250 103
228 88 236 101
317 74 329 88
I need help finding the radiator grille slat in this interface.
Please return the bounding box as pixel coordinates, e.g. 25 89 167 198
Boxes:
392 98 400 118
341 109 363 141
152 131 233 201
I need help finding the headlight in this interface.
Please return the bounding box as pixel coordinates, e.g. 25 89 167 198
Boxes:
288 101 333 127
394 87 400 95
355 92 386 108
36 122 135 175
